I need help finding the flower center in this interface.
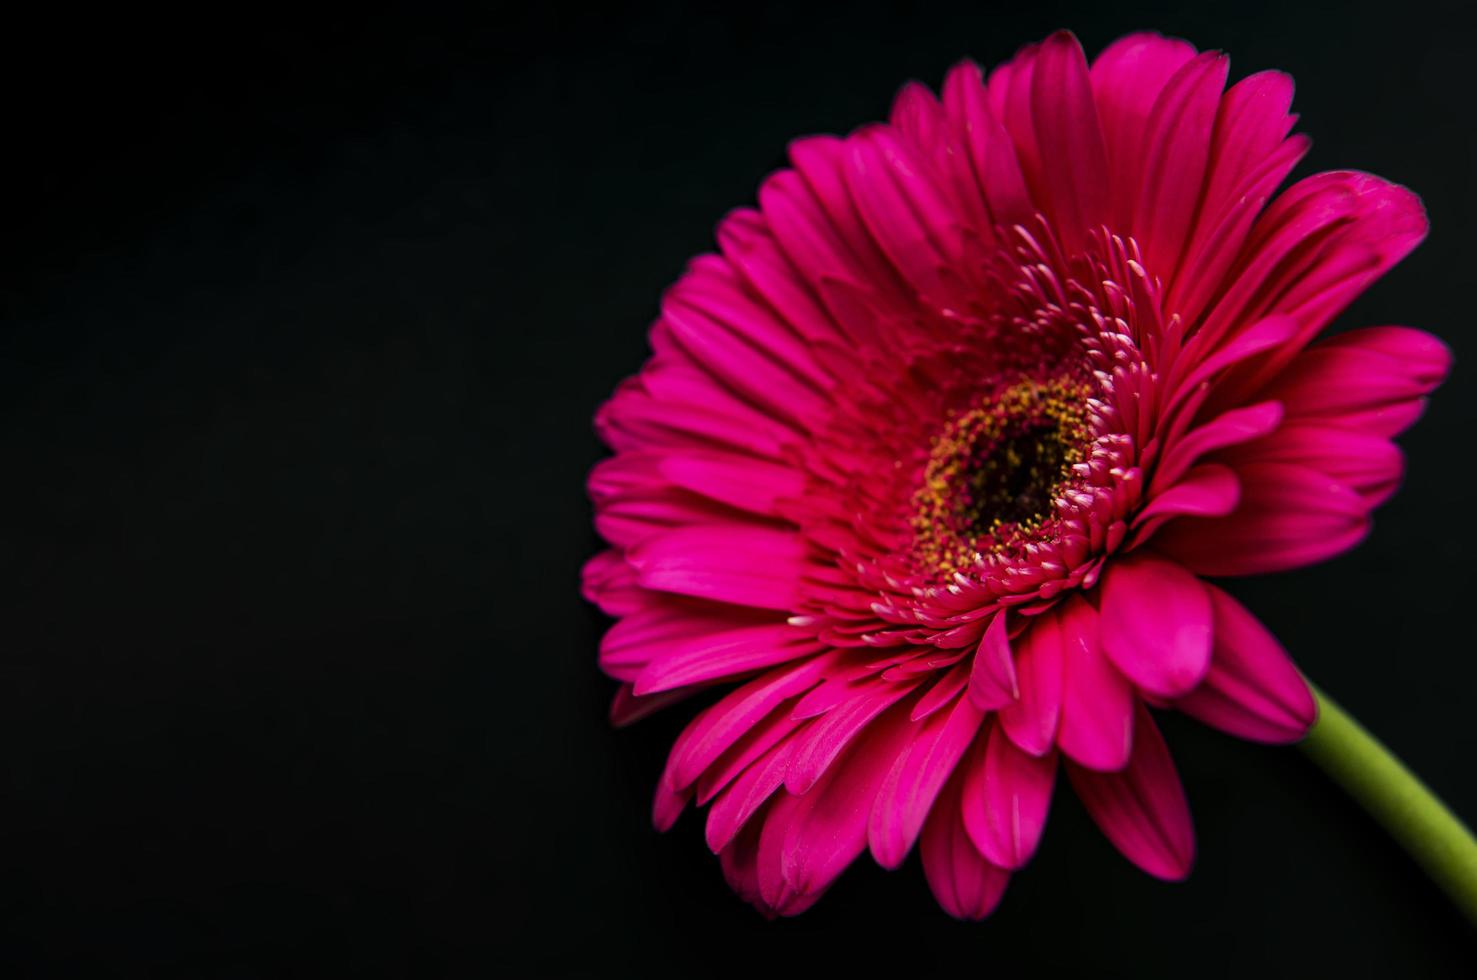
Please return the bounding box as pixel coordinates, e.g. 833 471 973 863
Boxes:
911 377 1092 577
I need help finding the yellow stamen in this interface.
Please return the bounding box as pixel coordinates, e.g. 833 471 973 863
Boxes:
911 377 1091 577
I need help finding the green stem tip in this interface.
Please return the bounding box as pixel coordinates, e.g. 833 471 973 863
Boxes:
1299 683 1477 927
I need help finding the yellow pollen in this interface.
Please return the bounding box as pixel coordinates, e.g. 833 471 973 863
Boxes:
910 377 1091 577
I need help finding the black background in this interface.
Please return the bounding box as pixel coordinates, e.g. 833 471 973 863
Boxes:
2 1 1473 975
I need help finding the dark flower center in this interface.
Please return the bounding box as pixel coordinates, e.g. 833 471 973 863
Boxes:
911 377 1091 576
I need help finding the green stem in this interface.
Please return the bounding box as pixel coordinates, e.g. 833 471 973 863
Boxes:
1300 683 1477 926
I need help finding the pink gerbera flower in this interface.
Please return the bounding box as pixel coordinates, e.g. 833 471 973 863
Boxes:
582 29 1450 919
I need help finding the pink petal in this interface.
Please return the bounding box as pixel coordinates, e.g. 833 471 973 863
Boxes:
669 656 833 788
1055 595 1135 771
695 703 807 806
652 709 706 830
1194 70 1298 240
660 296 829 431
1170 69 1302 321
1151 400 1283 497
868 694 986 869
912 659 972 721
764 700 920 914
844 125 968 308
986 43 1043 207
669 256 834 390
627 524 806 610
1257 177 1427 355
1266 325 1451 436
1224 422 1404 507
633 623 821 695
1171 132 1310 327
1176 585 1317 743
1168 314 1299 406
715 208 846 346
718 814 771 916
1089 32 1198 227
969 612 1018 709
1133 51 1229 281
998 610 1065 756
705 735 799 853
961 722 1057 869
890 80 946 150
591 452 756 549
599 600 773 680
785 680 918 794
921 767 1011 920
652 774 691 832
1030 31 1110 250
1068 703 1195 880
1132 463 1240 543
1154 462 1369 576
907 79 997 241
659 451 806 517
941 60 1034 229
1199 172 1426 359
1100 553 1213 698
1321 323 1452 376
1192 177 1357 348
594 378 789 460
580 549 642 616
779 137 912 326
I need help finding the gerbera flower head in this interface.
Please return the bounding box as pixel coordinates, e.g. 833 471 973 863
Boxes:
583 29 1449 918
